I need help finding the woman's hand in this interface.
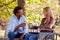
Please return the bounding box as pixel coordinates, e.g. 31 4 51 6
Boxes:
39 25 43 29
45 26 50 29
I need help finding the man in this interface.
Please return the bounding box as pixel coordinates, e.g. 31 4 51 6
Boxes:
7 6 28 40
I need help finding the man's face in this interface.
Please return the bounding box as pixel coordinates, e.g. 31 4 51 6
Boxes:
17 9 23 16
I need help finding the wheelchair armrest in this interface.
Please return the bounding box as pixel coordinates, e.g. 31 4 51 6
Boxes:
40 29 54 30
55 33 60 37
40 26 55 30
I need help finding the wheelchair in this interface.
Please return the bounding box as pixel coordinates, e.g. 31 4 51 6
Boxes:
39 26 55 40
28 26 60 40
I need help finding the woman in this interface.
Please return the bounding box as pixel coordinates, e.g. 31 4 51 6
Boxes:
40 7 55 31
39 7 55 40
25 7 55 40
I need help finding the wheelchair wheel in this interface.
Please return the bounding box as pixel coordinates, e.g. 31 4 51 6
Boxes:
44 34 55 40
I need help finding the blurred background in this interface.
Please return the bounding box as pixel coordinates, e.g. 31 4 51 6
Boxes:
0 0 60 40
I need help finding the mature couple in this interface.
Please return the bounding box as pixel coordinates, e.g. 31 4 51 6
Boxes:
7 6 55 40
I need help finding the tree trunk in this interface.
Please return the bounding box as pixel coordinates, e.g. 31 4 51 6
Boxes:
17 0 26 16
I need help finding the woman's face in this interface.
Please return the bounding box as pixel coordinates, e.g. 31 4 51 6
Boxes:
43 10 48 17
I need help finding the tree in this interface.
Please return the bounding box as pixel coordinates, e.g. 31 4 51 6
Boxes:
17 0 26 16
0 0 59 26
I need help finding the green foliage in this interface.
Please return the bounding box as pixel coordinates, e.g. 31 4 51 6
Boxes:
25 0 45 25
0 0 60 26
0 0 17 21
25 0 57 25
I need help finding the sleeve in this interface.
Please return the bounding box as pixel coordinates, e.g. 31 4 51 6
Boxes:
7 17 16 34
46 18 55 28
24 23 28 33
40 18 44 27
22 16 28 33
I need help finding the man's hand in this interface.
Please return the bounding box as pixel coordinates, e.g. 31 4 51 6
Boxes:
19 36 24 40
19 33 26 40
14 22 26 32
18 22 26 27
19 37 24 40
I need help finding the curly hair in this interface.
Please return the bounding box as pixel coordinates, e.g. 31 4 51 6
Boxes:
13 6 23 15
